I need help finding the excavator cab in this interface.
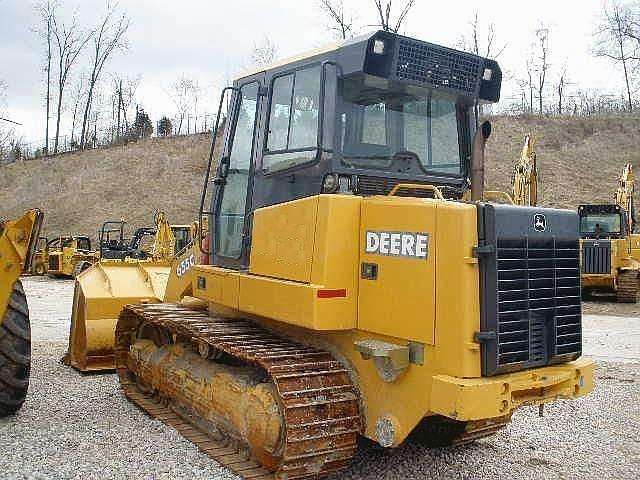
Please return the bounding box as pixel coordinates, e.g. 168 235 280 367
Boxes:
579 204 627 239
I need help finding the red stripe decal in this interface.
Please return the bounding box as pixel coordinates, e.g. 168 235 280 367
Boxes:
317 289 347 298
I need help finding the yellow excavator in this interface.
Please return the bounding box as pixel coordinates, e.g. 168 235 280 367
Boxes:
63 212 197 371
580 163 640 301
0 209 43 416
105 32 593 479
484 133 538 206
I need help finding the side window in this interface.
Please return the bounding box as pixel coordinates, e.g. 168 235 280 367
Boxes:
77 238 91 251
430 99 459 168
264 65 321 173
289 67 321 149
267 74 293 151
361 103 387 145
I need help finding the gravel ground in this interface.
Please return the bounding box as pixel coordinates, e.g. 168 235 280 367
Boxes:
583 298 640 317
0 277 638 480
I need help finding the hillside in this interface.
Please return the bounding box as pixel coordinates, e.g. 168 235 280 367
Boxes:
1 114 639 240
0 133 213 241
485 114 640 209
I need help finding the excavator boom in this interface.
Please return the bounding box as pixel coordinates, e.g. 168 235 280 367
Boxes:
512 134 538 206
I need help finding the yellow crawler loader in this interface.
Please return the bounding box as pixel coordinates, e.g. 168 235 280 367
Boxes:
0 209 43 416
32 235 98 278
108 32 594 479
580 163 640 302
63 212 196 371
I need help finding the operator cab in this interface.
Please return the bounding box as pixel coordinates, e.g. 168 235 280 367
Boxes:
578 204 628 239
202 31 501 267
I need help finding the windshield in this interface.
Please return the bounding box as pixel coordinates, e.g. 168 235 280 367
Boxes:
337 76 465 176
580 213 622 235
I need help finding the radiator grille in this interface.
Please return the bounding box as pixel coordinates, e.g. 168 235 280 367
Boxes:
581 240 611 274
396 39 482 94
48 255 60 271
495 237 582 371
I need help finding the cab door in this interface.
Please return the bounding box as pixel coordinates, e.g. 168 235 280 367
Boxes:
212 75 264 269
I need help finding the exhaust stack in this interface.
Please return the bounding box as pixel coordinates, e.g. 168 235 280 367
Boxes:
471 120 492 201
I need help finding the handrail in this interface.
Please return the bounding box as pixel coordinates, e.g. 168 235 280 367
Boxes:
483 190 515 204
198 86 239 255
388 183 445 200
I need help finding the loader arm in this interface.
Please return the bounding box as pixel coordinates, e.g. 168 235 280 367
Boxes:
0 209 44 319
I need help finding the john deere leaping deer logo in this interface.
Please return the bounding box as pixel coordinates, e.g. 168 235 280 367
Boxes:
533 213 547 232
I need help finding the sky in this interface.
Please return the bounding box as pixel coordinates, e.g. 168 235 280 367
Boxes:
0 0 627 145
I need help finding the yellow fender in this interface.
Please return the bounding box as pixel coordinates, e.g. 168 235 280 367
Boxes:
0 209 43 319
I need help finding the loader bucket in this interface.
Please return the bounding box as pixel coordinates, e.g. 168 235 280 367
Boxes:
63 260 171 371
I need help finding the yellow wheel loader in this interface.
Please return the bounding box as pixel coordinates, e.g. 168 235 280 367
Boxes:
63 213 196 371
109 32 594 479
580 163 640 302
0 209 43 416
32 235 98 278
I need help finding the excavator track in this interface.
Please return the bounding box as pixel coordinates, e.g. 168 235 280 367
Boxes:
616 270 639 303
115 303 361 480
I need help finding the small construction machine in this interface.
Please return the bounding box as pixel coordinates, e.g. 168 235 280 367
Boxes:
0 209 43 416
108 31 593 479
580 163 640 302
99 218 192 261
63 212 195 371
32 235 98 277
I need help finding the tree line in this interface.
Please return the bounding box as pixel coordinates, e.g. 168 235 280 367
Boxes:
3 0 640 163
318 0 640 117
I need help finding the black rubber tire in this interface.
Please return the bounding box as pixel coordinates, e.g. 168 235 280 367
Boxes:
72 261 91 278
0 280 31 417
33 263 46 276
407 415 468 448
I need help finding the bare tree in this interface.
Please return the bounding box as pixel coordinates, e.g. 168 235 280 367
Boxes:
51 12 94 153
0 80 14 158
532 25 550 115
110 74 140 139
36 0 56 154
458 11 507 59
168 76 196 134
250 37 278 68
69 73 85 146
318 0 355 39
80 1 129 148
525 59 535 114
593 1 636 111
372 0 415 33
555 64 568 115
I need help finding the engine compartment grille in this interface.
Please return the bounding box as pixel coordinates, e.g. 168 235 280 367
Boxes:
496 238 582 369
48 255 60 271
477 204 583 376
396 39 482 94
581 240 611 274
